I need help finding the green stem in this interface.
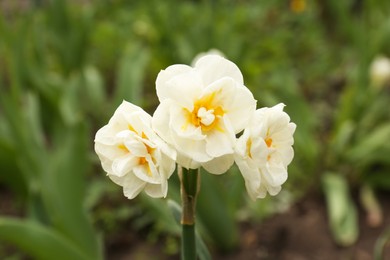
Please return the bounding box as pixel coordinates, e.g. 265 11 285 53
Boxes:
179 167 200 260
182 224 196 260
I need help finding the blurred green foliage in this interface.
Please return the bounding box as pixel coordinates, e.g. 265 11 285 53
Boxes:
0 0 390 258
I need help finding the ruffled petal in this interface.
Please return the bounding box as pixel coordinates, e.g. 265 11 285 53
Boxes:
109 173 146 199
225 84 256 133
205 123 234 157
266 185 282 196
173 135 211 163
112 155 139 177
195 55 244 86
156 64 198 102
145 183 166 198
133 163 160 184
202 154 234 175
176 153 202 169
152 100 175 144
263 160 288 186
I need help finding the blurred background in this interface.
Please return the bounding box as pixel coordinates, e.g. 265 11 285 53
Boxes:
0 0 390 259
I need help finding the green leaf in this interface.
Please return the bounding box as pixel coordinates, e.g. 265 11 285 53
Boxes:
347 123 390 165
331 120 355 156
374 226 390 260
322 173 358 246
0 218 89 260
82 66 106 116
196 171 239 251
167 199 182 224
114 43 149 107
41 124 102 259
139 195 180 235
59 74 83 126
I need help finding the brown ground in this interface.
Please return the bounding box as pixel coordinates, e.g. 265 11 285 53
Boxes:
1 187 390 260
217 191 390 260
107 191 390 260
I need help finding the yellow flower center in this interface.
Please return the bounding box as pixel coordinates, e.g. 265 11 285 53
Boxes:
118 143 129 152
246 138 253 159
183 92 225 132
265 137 273 148
117 128 155 177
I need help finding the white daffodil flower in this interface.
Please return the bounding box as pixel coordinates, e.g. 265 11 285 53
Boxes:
94 101 176 199
370 56 390 88
152 54 256 174
235 104 296 200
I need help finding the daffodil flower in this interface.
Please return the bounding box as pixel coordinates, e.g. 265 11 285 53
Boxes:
370 56 390 88
94 101 176 199
235 104 296 200
152 55 256 174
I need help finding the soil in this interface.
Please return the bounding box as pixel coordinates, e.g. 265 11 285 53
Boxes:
106 191 390 260
1 187 390 260
217 191 390 260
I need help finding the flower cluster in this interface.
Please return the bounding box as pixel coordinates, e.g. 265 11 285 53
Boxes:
94 54 296 200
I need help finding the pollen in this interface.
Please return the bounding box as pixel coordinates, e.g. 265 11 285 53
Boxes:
138 157 153 177
128 124 136 132
183 91 225 132
246 138 253 158
265 137 273 148
118 143 129 152
139 157 147 165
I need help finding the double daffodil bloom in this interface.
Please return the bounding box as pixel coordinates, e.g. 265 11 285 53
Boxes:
152 55 256 174
94 101 176 199
235 104 296 200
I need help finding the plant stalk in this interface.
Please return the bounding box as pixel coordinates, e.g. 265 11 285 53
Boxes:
178 167 200 260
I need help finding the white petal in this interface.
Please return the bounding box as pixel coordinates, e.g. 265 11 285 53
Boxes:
109 173 146 199
111 101 146 129
152 101 175 144
125 110 153 136
154 137 177 161
195 55 244 86
112 155 139 177
249 137 268 165
159 152 176 179
191 49 225 66
205 123 234 157
235 155 260 184
144 183 166 198
263 161 288 186
278 146 294 166
244 180 258 201
202 154 234 175
234 129 251 157
225 84 256 133
156 64 193 102
133 164 160 184
123 139 147 157
95 142 124 162
163 70 203 109
267 185 282 196
176 153 202 169
201 77 236 108
255 182 268 199
173 136 211 163
169 103 204 140
95 126 116 146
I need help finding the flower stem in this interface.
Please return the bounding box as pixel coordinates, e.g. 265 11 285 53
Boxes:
178 167 200 260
